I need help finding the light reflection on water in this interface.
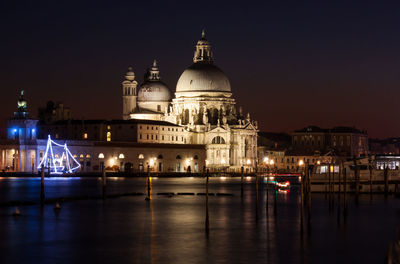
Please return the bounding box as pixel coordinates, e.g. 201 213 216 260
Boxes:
0 177 398 264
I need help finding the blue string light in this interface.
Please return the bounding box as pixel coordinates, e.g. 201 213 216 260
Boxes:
38 135 81 174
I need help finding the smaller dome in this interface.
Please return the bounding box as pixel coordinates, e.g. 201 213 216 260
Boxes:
138 81 171 102
125 66 135 81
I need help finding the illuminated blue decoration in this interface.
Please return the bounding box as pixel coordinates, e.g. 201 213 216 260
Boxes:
38 135 81 174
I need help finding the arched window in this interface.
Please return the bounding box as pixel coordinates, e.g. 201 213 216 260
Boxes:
212 136 225 144
193 155 199 160
176 155 181 160
158 154 163 159
138 154 144 159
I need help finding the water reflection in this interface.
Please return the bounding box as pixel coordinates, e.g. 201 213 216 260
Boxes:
0 178 398 263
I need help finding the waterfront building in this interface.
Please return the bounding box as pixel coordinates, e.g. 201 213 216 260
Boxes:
292 126 368 158
0 31 258 173
0 92 206 173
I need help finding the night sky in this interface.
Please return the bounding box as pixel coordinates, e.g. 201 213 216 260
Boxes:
1 1 400 138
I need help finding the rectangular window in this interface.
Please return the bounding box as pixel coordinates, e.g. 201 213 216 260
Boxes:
157 105 161 111
162 135 164 140
140 134 142 139
147 135 149 140
83 133 88 139
156 135 158 140
151 135 153 140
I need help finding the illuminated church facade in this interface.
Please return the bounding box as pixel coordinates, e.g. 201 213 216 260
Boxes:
122 31 258 170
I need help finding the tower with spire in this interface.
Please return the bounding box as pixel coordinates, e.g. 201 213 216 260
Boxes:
122 66 138 120
8 90 38 141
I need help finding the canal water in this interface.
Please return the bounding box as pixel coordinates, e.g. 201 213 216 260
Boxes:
0 177 399 264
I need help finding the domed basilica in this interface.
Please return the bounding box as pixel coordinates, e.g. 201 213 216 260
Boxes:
122 31 258 170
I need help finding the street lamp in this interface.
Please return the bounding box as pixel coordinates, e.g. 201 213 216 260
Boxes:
98 153 105 172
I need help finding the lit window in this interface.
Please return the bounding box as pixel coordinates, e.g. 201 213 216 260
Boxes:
98 153 104 159
107 125 111 130
138 154 144 159
119 153 124 159
83 133 88 139
106 132 111 141
212 136 225 144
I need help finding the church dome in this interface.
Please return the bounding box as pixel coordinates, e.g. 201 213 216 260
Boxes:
125 66 135 81
176 62 231 93
138 81 171 102
138 60 172 102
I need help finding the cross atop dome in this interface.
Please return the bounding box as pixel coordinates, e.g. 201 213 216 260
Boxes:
193 30 213 64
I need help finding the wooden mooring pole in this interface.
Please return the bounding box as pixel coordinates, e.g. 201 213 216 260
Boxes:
41 164 45 205
145 165 151 201
384 167 389 197
102 168 107 199
354 157 360 197
205 168 209 234
241 166 244 198
369 159 373 196
255 172 259 222
300 169 304 236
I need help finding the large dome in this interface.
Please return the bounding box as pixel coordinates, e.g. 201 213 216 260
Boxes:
138 81 171 102
176 62 231 93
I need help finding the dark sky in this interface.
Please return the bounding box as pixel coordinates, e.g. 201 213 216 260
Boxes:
1 1 400 138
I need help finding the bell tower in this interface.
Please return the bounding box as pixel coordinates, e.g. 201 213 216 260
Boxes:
122 66 138 120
